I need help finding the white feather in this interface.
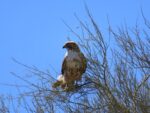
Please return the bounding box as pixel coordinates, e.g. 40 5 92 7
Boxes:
65 50 79 60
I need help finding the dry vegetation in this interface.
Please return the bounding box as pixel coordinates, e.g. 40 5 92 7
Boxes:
0 10 150 113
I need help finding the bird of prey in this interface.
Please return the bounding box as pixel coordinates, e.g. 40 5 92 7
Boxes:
52 41 87 91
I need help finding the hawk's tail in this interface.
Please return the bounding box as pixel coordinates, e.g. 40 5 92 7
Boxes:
52 74 64 88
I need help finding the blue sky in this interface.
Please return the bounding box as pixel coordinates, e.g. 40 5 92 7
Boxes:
0 0 149 95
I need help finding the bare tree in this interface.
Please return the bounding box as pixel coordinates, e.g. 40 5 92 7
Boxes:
0 96 10 113
2 10 150 113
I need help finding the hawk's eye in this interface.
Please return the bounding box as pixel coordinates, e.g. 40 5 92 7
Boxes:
68 45 73 49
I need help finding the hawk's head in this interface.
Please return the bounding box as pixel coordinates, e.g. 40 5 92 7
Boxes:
63 41 80 51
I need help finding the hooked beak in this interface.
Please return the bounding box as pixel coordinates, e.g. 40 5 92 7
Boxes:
63 44 66 49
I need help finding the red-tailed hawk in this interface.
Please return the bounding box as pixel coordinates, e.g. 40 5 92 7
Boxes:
52 41 87 91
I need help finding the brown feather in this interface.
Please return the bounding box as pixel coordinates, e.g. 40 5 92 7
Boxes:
53 41 87 91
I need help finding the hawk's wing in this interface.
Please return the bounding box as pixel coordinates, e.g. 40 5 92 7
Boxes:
79 52 87 74
61 56 67 74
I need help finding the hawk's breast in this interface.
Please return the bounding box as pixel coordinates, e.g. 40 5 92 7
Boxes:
65 51 81 68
